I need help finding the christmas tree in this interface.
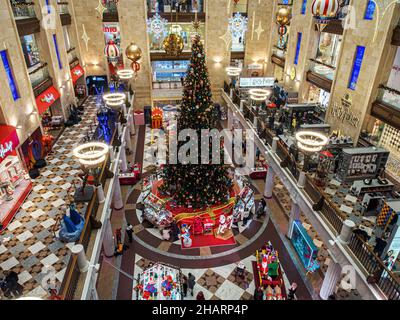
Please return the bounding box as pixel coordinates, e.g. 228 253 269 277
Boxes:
161 35 232 209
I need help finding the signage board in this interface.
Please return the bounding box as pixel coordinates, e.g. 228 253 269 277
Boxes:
239 77 275 88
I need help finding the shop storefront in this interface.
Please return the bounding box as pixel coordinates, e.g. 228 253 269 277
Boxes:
147 0 204 13
306 83 330 120
70 63 86 102
152 60 189 84
35 85 63 137
0 125 32 231
20 34 40 70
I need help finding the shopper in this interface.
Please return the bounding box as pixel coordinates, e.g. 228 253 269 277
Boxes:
162 228 171 241
253 287 264 300
188 273 196 296
256 198 267 219
287 282 297 300
171 221 180 242
182 275 188 297
196 291 205 300
374 236 388 258
126 223 133 243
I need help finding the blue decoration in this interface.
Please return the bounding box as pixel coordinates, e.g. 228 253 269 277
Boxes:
0 50 20 101
53 34 62 70
364 0 376 20
301 0 307 15
294 32 302 65
348 46 366 90
291 220 319 270
45 0 51 14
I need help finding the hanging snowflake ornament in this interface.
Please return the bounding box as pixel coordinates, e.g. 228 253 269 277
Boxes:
228 13 248 39
147 13 168 40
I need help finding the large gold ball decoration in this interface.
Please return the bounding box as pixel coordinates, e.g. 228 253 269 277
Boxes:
276 7 291 26
125 42 142 63
163 34 184 56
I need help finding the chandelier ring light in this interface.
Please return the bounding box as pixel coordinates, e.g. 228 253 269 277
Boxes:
226 66 242 77
103 93 126 103
117 69 134 79
249 88 271 101
73 142 109 161
295 131 328 153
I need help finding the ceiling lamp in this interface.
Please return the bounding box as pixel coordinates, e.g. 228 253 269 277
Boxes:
311 0 340 32
103 92 126 109
73 142 109 169
249 88 271 101
117 69 134 80
295 131 329 153
104 40 121 67
226 66 242 77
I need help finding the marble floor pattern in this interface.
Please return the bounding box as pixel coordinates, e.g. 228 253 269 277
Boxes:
0 96 100 299
132 253 292 300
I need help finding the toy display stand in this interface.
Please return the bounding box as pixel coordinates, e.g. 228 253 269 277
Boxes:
233 173 255 224
135 263 183 300
252 242 287 300
119 163 141 185
250 157 268 180
0 155 32 231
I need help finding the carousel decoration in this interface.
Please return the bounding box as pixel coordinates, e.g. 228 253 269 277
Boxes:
311 0 340 32
104 40 121 67
147 13 168 40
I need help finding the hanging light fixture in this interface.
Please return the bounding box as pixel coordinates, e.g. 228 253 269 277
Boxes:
226 66 242 77
249 88 271 101
295 131 329 153
311 0 340 32
104 40 121 67
117 69 134 80
73 142 109 169
163 4 184 56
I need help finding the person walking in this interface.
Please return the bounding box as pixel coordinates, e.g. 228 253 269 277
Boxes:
182 275 188 297
126 223 133 243
287 282 297 300
256 198 267 219
188 273 196 296
253 287 264 300
196 291 205 300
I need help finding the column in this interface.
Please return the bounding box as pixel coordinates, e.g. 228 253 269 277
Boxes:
129 113 136 135
272 137 279 153
320 261 342 300
113 175 124 210
70 244 89 272
96 184 105 204
240 100 244 112
264 167 275 199
120 144 128 172
253 116 258 128
125 128 132 154
103 218 115 258
298 171 306 188
287 199 301 239
109 146 115 162
339 220 356 244
227 108 233 129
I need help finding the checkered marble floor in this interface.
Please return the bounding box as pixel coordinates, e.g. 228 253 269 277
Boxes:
132 254 292 300
0 96 100 299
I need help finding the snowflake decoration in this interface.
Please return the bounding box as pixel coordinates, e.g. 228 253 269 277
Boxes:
147 13 168 40
228 12 248 39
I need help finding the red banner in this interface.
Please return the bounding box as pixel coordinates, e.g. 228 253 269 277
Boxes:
71 64 84 85
35 86 60 115
0 125 19 164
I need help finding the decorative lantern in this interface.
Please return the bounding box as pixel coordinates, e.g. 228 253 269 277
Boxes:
125 42 142 63
311 0 340 31
163 33 184 56
104 40 121 66
276 7 291 26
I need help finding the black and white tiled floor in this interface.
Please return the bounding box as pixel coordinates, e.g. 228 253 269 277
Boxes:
0 96 99 298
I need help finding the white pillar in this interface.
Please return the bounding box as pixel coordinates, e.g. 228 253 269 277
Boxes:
109 146 115 163
113 175 124 210
320 261 342 300
339 220 356 244
287 199 301 238
240 100 244 112
272 137 279 153
125 128 132 153
103 219 115 258
96 184 105 204
117 122 122 136
120 144 128 172
298 171 306 188
230 88 233 99
253 116 258 128
71 244 89 272
129 113 136 135
122 104 127 116
227 109 233 129
264 167 275 199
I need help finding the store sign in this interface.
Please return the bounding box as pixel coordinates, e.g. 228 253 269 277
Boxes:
348 154 378 176
330 93 360 127
239 77 275 87
0 141 13 160
103 26 119 33
247 63 262 70
41 93 56 104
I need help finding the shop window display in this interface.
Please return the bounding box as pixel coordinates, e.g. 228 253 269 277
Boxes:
20 34 41 69
307 84 330 116
147 0 204 13
291 220 319 272
152 60 189 83
379 47 400 111
312 32 342 80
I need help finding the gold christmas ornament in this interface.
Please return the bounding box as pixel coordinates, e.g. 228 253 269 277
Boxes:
276 7 291 26
163 33 184 56
125 42 142 63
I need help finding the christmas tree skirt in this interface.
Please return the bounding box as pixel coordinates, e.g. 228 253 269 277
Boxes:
181 233 236 249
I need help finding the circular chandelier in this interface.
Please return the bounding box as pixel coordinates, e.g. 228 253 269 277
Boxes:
249 88 271 101
117 69 134 80
73 142 109 169
226 66 242 77
295 131 329 153
103 92 126 109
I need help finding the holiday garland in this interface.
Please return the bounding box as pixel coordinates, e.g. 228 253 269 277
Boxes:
160 35 233 209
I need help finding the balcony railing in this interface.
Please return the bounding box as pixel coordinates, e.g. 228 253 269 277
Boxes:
222 84 400 299
57 2 69 14
377 85 400 112
29 63 50 88
147 0 204 13
309 59 336 81
11 1 36 19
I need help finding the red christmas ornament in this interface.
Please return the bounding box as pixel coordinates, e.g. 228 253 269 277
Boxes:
278 25 287 36
311 0 339 20
131 62 141 72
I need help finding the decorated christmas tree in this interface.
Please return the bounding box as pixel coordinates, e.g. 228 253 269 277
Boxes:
161 35 232 209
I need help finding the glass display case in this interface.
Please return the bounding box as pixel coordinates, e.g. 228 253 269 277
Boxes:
20 34 41 69
291 220 319 271
152 60 189 82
